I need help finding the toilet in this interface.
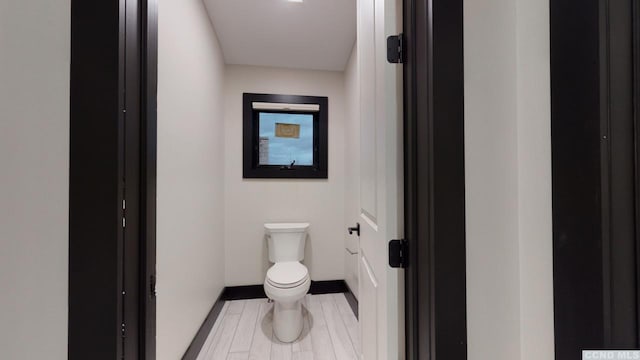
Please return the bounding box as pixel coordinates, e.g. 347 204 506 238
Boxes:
263 222 311 343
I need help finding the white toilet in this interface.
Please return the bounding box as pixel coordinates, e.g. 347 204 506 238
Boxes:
263 222 311 343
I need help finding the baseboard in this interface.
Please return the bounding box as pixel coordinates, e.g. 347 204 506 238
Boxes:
223 280 358 318
309 279 349 294
222 285 266 300
343 282 359 319
222 279 351 300
181 291 226 360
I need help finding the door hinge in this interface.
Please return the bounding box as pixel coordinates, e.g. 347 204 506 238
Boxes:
387 34 404 64
389 239 408 268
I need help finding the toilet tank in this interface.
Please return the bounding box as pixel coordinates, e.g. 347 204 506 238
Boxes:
265 223 310 262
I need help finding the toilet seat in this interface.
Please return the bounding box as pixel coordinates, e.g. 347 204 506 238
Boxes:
266 261 309 289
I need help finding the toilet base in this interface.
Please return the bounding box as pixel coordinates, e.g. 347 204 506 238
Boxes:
272 300 304 343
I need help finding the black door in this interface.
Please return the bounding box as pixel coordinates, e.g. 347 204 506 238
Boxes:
551 0 640 357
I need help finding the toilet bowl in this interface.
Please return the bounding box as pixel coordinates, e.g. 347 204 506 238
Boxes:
263 222 310 343
264 261 311 342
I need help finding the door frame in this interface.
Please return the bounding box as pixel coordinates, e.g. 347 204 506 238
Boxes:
68 0 466 358
69 0 157 358
69 0 124 357
140 0 159 357
403 0 467 359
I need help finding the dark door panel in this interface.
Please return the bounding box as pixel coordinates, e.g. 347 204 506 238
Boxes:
551 0 640 357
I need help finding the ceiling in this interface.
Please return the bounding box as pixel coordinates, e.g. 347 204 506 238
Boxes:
205 0 357 72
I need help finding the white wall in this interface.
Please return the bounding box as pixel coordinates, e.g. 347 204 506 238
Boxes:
224 65 346 285
157 0 226 358
464 0 554 359
0 1 70 359
515 0 554 358
465 0 520 358
343 45 360 298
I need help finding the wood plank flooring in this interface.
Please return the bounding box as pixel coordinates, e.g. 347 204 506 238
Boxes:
197 294 360 360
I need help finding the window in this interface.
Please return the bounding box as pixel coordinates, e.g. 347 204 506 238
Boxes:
243 93 328 178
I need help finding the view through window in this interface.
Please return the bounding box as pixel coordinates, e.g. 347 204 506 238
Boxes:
258 112 314 166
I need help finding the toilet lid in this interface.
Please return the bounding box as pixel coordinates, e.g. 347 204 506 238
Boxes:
266 262 309 288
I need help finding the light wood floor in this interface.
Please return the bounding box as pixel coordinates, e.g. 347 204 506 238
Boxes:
196 294 360 360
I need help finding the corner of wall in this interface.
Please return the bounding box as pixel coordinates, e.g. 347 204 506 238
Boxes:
343 43 360 299
464 0 554 358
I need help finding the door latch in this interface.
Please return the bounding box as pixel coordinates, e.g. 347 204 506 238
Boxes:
389 239 408 268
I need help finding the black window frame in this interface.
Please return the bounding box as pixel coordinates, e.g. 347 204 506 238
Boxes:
243 93 328 179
